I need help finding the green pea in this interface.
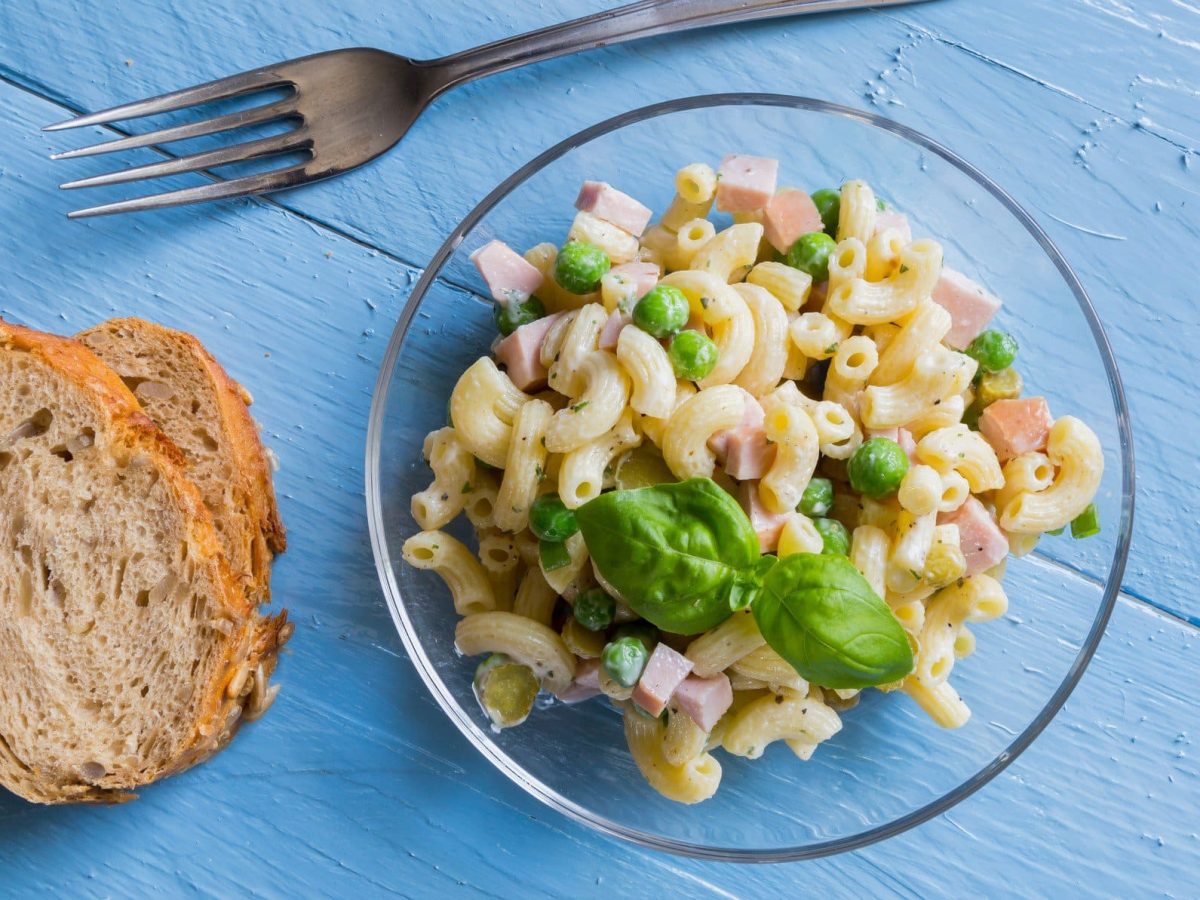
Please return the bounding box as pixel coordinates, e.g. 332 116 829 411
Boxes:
612 621 658 652
811 188 841 236
812 517 850 556
554 241 610 294
492 296 545 337
966 329 1018 374
573 587 616 632
798 477 834 517
602 636 650 688
529 493 578 543
848 437 910 499
538 538 572 572
785 232 838 281
668 329 718 380
1070 503 1101 539
633 284 690 338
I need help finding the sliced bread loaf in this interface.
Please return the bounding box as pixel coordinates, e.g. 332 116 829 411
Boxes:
0 321 285 803
77 318 286 604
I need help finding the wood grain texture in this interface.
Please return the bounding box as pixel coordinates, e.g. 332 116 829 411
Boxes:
0 0 1195 894
5 0 1195 619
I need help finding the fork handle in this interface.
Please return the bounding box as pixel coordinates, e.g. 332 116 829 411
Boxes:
423 0 929 94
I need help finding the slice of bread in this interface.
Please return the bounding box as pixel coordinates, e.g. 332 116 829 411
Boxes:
0 321 285 804
77 319 285 604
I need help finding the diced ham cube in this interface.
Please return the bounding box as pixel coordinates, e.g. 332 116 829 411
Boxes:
724 428 776 481
673 674 733 733
739 480 789 553
931 268 1003 349
716 155 779 213
609 261 660 300
979 397 1053 463
763 189 823 253
574 181 653 237
867 426 899 442
632 644 695 717
874 211 912 244
709 394 765 460
598 309 630 351
897 427 918 464
938 496 1008 576
470 240 543 305
494 312 563 391
557 657 602 704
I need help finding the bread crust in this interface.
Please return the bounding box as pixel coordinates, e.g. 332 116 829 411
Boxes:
0 321 288 804
77 318 286 602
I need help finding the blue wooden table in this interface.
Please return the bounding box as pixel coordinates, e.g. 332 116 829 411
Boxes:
1 1 1196 895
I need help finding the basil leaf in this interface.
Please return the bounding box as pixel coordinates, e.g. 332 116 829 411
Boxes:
576 478 760 634
753 553 913 689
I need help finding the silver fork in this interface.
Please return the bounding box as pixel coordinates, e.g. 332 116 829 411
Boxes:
47 0 933 218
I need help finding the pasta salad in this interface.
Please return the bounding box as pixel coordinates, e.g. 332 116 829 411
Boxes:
402 156 1103 804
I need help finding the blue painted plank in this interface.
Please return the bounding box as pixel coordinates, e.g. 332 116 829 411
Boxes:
4 0 1196 618
0 76 1198 897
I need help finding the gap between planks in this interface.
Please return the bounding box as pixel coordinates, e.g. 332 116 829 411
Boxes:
4 70 1192 638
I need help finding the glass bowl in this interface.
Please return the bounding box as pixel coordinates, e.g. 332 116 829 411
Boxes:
366 95 1134 861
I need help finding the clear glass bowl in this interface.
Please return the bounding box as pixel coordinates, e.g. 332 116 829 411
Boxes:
366 95 1134 861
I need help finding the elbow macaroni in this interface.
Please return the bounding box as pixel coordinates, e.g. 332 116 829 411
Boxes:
411 426 477 530
403 531 496 616
616 326 676 419
409 165 1107 804
999 417 1103 534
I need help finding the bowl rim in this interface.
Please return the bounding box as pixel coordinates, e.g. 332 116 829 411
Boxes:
365 92 1135 862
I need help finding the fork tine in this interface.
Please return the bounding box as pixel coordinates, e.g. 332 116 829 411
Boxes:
67 165 310 219
50 100 298 160
59 131 310 191
43 68 290 132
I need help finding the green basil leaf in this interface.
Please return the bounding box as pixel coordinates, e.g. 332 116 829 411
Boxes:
753 553 913 689
729 556 778 612
575 478 760 634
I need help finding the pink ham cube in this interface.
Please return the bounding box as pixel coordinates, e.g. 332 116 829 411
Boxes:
574 181 653 237
470 240 544 305
938 496 1009 576
609 261 660 301
493 312 563 391
738 480 789 553
709 394 765 460
597 309 631 351
710 394 774 480
557 657 602 704
724 428 776 481
673 674 734 733
716 155 779 213
931 268 1003 349
632 644 695 717
763 189 824 253
866 426 899 442
979 397 1053 463
874 211 912 244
